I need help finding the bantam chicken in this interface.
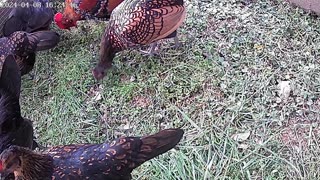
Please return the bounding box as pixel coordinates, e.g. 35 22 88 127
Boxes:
2 0 54 37
0 54 37 158
0 31 60 76
0 128 184 180
54 0 124 30
92 0 186 80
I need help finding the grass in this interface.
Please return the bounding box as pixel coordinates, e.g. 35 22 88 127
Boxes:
19 0 320 179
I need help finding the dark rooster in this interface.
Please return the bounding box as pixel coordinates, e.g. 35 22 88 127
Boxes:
92 0 186 80
1 0 54 37
0 128 184 180
54 0 124 30
0 55 38 179
0 31 60 76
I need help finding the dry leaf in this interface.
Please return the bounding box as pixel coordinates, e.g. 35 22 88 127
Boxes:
93 93 102 101
278 81 291 100
254 44 264 51
238 143 249 150
232 131 251 142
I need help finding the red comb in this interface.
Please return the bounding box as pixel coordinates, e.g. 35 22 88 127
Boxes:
54 12 63 20
54 13 63 22
54 13 68 29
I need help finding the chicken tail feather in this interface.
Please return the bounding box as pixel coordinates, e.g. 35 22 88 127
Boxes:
107 128 184 178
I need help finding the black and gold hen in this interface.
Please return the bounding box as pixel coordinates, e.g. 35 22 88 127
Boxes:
0 55 37 154
0 31 60 76
0 128 184 180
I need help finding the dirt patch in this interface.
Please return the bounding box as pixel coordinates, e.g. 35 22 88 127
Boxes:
131 96 152 108
280 113 320 151
279 98 320 151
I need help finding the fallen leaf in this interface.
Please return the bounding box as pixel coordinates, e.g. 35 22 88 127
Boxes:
238 143 249 150
93 93 102 101
130 76 136 82
278 81 291 100
232 131 251 142
123 123 131 130
254 44 264 51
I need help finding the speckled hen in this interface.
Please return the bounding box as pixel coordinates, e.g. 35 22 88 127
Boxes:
92 0 186 80
0 128 184 180
0 31 60 76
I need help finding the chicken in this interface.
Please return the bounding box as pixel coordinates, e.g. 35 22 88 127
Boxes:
0 55 38 180
2 0 54 37
92 0 186 80
0 7 11 37
0 31 60 76
0 54 40 179
54 0 124 30
0 128 184 180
